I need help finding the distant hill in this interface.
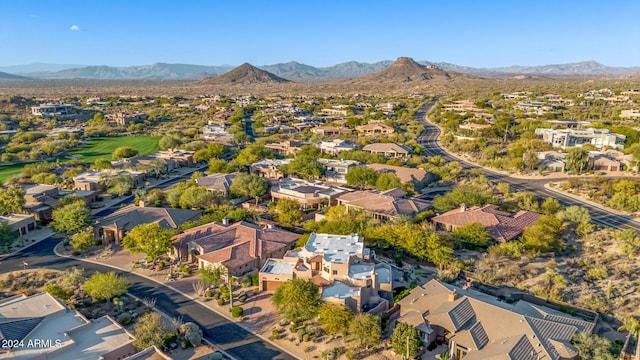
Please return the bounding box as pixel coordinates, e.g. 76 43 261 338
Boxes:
4 60 639 80
25 63 234 80
0 71 30 80
486 61 640 76
0 63 84 74
344 57 462 84
199 63 291 85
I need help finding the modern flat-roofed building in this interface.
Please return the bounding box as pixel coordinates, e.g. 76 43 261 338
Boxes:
535 128 626 150
105 111 147 127
316 139 360 155
31 103 76 118
271 178 351 208
0 213 37 237
259 233 393 314
318 158 360 184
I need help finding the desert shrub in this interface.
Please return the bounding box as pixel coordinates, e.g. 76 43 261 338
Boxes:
297 328 306 340
72 250 81 256
303 333 310 342
272 329 281 339
231 306 243 318
205 290 213 298
217 298 225 306
117 312 132 325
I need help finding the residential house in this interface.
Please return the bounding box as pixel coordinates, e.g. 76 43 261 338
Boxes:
195 172 239 195
537 151 566 172
73 169 146 192
0 293 138 360
264 140 309 156
94 203 201 244
22 184 60 222
362 143 413 158
395 279 595 360
259 233 393 314
173 220 300 276
367 163 432 190
535 128 626 150
271 178 351 208
154 149 195 167
0 213 37 237
31 102 76 118
355 122 395 136
250 159 292 180
105 111 147 127
431 204 541 243
316 139 360 156
310 126 352 136
203 121 234 143
589 151 623 172
621 109 640 119
336 188 430 221
318 158 360 184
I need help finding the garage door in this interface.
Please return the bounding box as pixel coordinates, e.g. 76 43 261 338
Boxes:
262 280 280 291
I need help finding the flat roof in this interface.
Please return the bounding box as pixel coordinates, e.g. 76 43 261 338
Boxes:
375 266 391 284
261 259 296 275
349 264 374 280
305 233 364 264
321 281 360 299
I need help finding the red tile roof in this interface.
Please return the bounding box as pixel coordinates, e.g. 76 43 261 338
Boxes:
432 204 541 242
175 221 301 269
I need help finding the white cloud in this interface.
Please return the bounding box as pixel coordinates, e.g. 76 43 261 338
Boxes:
70 25 80 31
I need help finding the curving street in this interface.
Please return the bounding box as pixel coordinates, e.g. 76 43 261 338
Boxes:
0 237 295 360
415 100 640 232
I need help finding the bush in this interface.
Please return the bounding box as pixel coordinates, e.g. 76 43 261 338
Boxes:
214 292 221 300
163 333 178 345
205 290 213 298
182 266 192 275
117 312 131 325
231 306 244 318
290 325 298 333
217 298 225 306
155 264 163 271
155 200 163 207
272 329 281 339
302 333 310 342
304 345 315 352
72 250 81 256
297 329 306 340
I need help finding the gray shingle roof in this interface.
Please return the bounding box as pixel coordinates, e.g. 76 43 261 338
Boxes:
0 317 44 342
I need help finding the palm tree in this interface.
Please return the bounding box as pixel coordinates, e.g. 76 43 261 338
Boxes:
619 316 640 360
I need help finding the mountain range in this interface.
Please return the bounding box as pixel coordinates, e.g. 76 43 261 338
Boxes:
1 60 639 81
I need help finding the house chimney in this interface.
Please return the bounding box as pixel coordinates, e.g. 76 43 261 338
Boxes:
267 223 274 230
222 217 229 226
139 200 145 208
460 203 467 212
448 289 458 302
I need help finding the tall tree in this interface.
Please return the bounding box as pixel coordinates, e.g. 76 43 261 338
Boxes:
345 166 379 189
70 230 96 254
391 322 422 358
275 199 303 226
229 173 271 204
179 186 218 209
122 223 176 261
451 222 492 248
317 303 353 336
433 184 496 212
375 172 403 191
522 215 564 252
565 148 591 174
271 278 320 323
350 313 381 348
572 332 614 360
106 174 135 196
0 185 25 215
51 201 91 236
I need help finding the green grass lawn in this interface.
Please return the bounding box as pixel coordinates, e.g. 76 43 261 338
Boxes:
0 136 161 184
63 136 161 163
0 163 30 184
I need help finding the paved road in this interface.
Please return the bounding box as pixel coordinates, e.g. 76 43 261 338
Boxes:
415 100 640 232
1 237 295 360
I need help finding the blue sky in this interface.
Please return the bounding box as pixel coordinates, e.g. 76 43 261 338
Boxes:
1 0 638 68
